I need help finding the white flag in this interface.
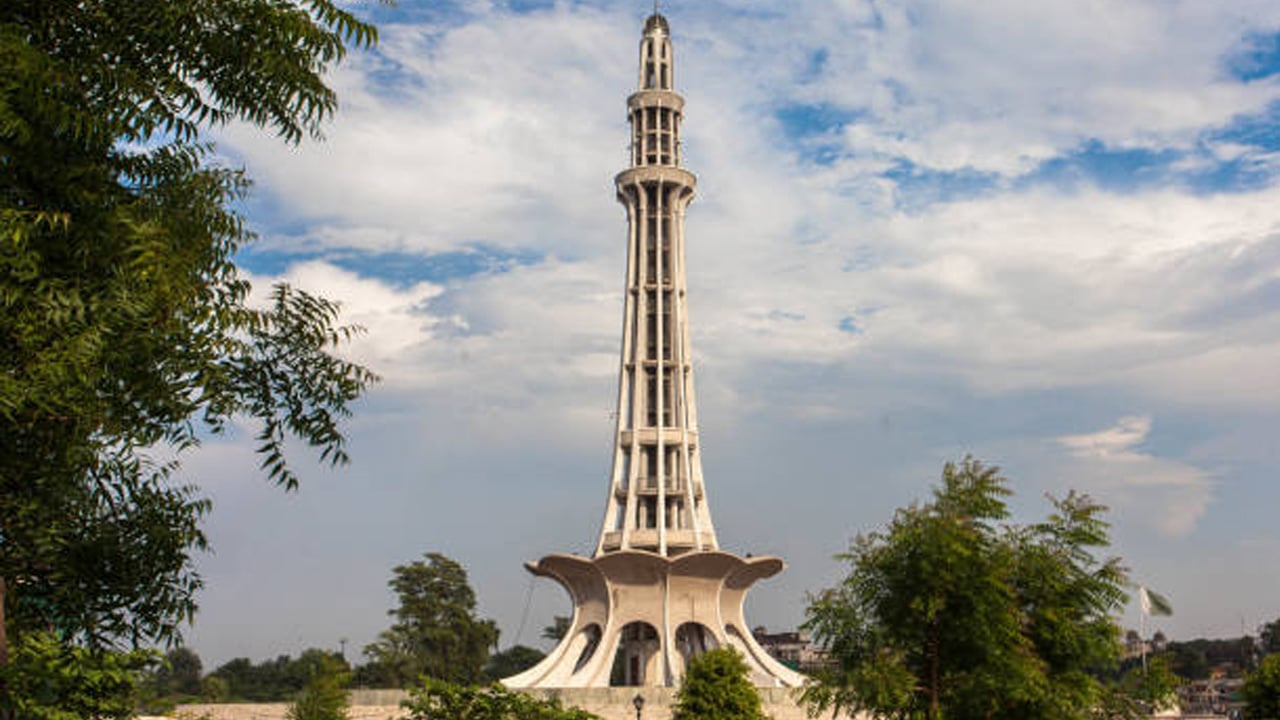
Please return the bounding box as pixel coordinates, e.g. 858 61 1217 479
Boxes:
1139 586 1173 616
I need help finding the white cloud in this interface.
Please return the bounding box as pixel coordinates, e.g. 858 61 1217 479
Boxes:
769 0 1280 173
220 7 631 257
1059 415 1154 459
216 2 1280 417
247 253 627 454
247 260 446 380
1056 416 1215 537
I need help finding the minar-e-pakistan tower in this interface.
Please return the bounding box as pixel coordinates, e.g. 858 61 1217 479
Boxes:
503 11 804 690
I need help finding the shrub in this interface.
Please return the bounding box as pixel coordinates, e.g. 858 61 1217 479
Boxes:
0 632 153 720
403 677 599 720
672 648 769 720
286 655 350 720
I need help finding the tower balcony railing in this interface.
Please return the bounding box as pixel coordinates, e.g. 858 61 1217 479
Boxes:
640 477 683 492
598 529 714 553
614 478 694 497
620 428 697 445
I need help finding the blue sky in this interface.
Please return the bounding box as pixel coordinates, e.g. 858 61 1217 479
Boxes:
187 0 1280 667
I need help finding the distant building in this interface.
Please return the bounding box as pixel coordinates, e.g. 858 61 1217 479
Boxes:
1179 677 1245 717
752 627 830 672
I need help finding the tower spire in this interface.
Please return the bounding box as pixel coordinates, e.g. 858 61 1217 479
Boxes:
595 0 707 557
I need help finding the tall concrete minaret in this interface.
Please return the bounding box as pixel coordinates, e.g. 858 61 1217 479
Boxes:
503 11 804 691
594 10 717 558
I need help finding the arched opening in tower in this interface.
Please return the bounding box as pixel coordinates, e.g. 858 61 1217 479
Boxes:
610 621 660 686
673 621 719 676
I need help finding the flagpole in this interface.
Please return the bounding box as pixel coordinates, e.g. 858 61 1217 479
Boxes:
1139 586 1149 675
1141 603 1148 674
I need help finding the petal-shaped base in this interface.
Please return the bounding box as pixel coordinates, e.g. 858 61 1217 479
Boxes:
502 550 805 688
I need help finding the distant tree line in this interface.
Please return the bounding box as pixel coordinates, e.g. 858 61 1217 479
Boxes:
138 553 551 710
1111 617 1280 683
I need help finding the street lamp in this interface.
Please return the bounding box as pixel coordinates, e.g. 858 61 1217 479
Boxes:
632 692 645 720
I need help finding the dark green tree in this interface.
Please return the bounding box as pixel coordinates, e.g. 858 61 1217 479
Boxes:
1005 490 1131 717
0 0 383 679
402 677 600 720
152 646 203 698
200 675 230 703
802 457 1133 720
672 648 769 720
287 653 350 720
363 553 499 686
0 632 152 720
1167 640 1212 680
484 645 546 681
1116 654 1181 715
542 616 572 643
1245 654 1280 720
1166 636 1257 679
208 650 348 702
1261 618 1280 658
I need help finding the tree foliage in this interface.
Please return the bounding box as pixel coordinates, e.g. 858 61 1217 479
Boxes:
1245 654 1280 720
1116 654 1181 715
802 457 1133 720
363 553 499 686
0 0 383 676
0 632 152 720
1261 618 1280 658
1166 635 1257 679
484 645 546 682
151 646 203 698
672 648 769 720
287 653 351 720
542 616 572 643
402 677 600 720
209 649 348 703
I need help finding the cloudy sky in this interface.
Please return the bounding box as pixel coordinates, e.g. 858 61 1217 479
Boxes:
184 0 1280 668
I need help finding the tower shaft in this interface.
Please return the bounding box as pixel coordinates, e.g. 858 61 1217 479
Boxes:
596 12 715 558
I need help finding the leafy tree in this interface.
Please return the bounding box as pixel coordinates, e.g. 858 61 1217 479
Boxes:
402 677 599 720
1006 489 1130 717
671 648 768 720
208 649 348 702
287 654 350 720
200 675 230 703
350 660 398 690
152 646 203 698
1166 636 1257 679
1167 640 1212 680
1245 654 1280 720
484 645 546 681
802 457 1132 720
0 632 152 720
1262 618 1280 658
542 616 572 643
363 553 499 686
1 0 382 675
1109 653 1182 716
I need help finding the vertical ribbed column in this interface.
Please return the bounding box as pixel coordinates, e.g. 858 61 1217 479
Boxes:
596 13 716 558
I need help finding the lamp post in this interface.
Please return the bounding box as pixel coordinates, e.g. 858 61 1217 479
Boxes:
632 692 645 720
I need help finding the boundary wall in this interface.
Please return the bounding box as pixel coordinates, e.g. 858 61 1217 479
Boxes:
154 686 860 720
